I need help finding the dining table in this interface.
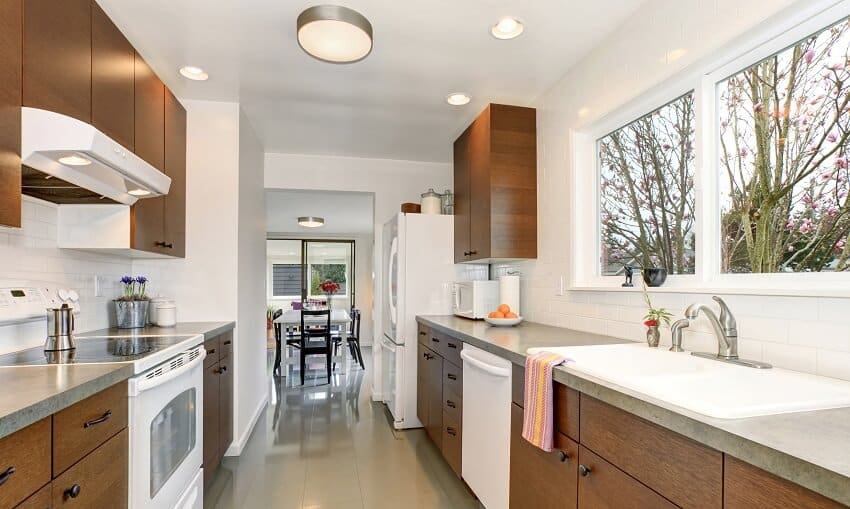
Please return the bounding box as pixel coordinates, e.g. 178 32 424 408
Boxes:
274 308 353 377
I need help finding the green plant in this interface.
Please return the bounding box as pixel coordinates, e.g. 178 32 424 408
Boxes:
266 305 276 320
641 280 672 327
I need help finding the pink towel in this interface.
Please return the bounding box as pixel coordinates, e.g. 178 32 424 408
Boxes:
522 352 568 451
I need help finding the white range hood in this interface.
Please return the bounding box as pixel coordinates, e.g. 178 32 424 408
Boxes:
21 107 171 205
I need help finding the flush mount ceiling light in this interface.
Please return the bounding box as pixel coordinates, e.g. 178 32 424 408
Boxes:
297 5 373 63
446 92 471 106
491 17 524 40
57 154 92 166
179 66 209 81
128 188 151 197
298 216 325 228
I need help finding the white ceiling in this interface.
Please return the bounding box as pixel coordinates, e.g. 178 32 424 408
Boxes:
98 0 644 162
266 189 374 234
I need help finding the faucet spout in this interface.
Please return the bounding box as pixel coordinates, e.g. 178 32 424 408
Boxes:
684 299 738 359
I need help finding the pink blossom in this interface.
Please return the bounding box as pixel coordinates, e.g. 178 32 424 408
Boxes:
754 102 764 113
802 193 812 204
836 239 846 251
662 143 671 151
798 218 814 234
787 245 795 252
836 157 848 169
786 219 796 231
827 206 838 217
827 132 838 143
821 171 834 181
740 148 749 157
804 49 815 64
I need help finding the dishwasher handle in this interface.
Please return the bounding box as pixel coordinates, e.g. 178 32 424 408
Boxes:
460 349 511 377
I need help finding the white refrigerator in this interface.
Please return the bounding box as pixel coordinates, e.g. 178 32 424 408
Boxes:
381 212 455 429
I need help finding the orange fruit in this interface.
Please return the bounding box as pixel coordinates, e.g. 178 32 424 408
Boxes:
505 312 518 319
488 311 505 318
497 304 511 314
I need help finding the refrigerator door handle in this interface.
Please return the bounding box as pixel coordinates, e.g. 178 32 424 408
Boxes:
388 236 399 328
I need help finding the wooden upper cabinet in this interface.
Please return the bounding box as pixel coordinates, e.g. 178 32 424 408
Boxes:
453 104 537 263
0 0 22 228
163 90 187 257
133 52 165 171
23 0 92 122
91 1 135 151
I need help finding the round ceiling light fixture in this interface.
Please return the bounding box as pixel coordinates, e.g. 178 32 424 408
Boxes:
298 216 325 228
297 5 373 63
179 66 209 81
491 17 524 40
446 92 471 106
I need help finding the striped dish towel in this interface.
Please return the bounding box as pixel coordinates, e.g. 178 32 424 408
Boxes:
522 351 569 451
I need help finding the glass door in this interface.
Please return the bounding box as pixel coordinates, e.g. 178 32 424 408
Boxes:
301 240 355 310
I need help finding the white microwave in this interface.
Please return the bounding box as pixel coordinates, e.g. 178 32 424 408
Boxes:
452 280 500 319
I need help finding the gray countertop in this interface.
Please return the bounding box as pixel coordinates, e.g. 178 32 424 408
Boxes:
0 321 235 441
418 315 850 506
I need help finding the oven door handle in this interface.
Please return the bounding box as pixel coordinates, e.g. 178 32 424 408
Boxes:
129 348 206 396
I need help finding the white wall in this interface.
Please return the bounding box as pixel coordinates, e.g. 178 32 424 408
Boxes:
265 153 452 393
502 0 850 381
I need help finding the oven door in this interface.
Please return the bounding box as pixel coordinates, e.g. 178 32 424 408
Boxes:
129 346 205 509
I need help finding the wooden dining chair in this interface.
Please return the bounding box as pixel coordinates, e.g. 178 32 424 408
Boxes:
299 309 332 385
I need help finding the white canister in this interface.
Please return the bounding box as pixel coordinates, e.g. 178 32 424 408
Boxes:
420 188 442 214
148 297 174 324
499 275 521 316
155 303 177 327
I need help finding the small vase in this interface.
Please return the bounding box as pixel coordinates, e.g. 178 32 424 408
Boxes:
114 300 149 329
646 325 660 347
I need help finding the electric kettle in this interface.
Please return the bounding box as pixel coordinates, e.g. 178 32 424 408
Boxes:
45 304 75 351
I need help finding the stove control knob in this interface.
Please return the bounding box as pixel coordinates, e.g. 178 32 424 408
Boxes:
57 289 70 301
68 290 79 302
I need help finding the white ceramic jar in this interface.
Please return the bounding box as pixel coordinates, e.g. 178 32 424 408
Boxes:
155 303 177 327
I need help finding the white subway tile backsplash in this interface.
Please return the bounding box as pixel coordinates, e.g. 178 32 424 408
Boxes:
756 342 817 373
787 321 850 352
816 350 850 382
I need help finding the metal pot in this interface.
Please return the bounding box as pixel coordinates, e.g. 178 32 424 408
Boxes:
115 300 150 329
45 304 75 351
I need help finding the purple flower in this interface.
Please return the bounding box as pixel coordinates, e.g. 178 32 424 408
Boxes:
120 276 134 285
136 276 148 285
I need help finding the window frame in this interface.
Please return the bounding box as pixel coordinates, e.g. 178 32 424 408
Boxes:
572 0 850 296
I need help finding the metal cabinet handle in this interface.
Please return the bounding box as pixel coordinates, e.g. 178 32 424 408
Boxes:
447 374 457 381
446 400 456 408
83 410 112 428
558 450 569 462
431 337 440 343
419 331 426 336
579 465 591 477
423 353 434 360
65 484 81 498
154 241 166 247
0 466 15 486
223 340 232 345
447 342 458 349
165 243 173 249
469 250 478 256
446 427 457 436
208 348 216 354
215 366 228 374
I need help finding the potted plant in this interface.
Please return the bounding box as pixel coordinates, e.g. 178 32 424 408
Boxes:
641 280 672 347
266 305 276 341
115 276 150 329
319 279 341 308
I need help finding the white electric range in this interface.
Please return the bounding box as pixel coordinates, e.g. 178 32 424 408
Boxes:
0 281 204 509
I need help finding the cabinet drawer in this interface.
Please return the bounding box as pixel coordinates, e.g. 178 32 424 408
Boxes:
509 403 577 509
442 360 462 398
0 418 51 509
203 336 219 368
218 331 233 359
417 324 429 347
580 395 722 509
427 330 448 356
52 382 128 475
441 412 462 478
52 428 128 508
15 483 50 509
724 456 845 509
442 387 462 423
511 366 580 441
577 445 676 509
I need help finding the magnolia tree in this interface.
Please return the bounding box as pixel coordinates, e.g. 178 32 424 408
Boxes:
720 18 850 273
599 94 696 275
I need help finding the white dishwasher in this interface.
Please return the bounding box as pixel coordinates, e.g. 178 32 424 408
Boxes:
461 343 513 509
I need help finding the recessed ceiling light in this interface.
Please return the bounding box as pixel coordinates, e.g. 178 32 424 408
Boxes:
128 188 151 197
446 93 471 106
491 17 524 40
297 5 373 64
58 155 92 166
179 66 209 81
298 216 325 228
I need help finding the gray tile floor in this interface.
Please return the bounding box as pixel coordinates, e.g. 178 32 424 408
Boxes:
204 348 481 509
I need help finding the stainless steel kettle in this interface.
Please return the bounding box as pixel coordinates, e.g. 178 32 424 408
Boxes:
45 304 75 351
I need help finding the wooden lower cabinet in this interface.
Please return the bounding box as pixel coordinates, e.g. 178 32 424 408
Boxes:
52 428 128 508
509 403 577 509
725 456 846 509
16 483 50 509
577 446 676 509
0 418 50 508
203 331 235 487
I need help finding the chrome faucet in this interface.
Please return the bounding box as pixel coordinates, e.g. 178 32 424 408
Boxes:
684 296 738 359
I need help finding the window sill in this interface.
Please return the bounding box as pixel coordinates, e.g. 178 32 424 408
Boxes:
569 284 850 298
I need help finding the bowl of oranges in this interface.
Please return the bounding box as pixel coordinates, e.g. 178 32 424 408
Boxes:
484 304 523 326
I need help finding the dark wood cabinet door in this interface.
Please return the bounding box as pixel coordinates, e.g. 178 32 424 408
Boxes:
468 105 492 260
23 0 91 123
453 126 471 262
0 418 50 509
52 428 128 508
133 52 164 170
577 446 676 509
203 361 220 486
509 403 578 509
218 356 234 457
426 350 443 450
441 412 462 477
724 456 845 509
0 0 22 228
163 90 187 257
15 482 51 509
130 198 165 254
91 1 134 150
416 342 429 427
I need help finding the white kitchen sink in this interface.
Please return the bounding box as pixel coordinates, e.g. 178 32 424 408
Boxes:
527 343 850 419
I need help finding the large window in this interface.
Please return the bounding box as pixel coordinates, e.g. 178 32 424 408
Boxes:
271 264 302 297
598 93 696 276
719 15 850 273
308 263 348 296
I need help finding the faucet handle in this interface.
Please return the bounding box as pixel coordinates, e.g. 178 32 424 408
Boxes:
712 296 737 333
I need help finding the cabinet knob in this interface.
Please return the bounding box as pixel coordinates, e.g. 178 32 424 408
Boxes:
558 450 569 462
65 484 82 499
579 465 591 477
